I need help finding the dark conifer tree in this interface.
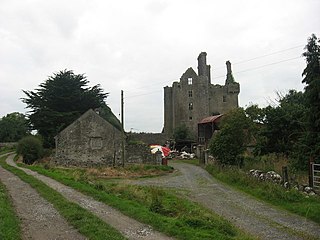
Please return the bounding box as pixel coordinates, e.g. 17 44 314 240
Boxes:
302 34 320 162
22 70 108 147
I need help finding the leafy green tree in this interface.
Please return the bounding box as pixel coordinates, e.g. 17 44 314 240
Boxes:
173 124 193 141
301 34 320 163
0 112 29 142
245 104 265 123
22 69 108 147
253 90 307 156
209 108 253 165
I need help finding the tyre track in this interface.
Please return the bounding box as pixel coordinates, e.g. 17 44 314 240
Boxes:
131 162 320 240
0 154 87 240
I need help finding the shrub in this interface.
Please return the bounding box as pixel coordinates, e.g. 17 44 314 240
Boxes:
17 136 43 164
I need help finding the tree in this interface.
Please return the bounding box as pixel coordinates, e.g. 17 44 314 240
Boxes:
251 90 307 157
0 112 29 142
302 34 320 163
22 70 108 147
209 108 253 165
173 124 192 141
245 104 266 123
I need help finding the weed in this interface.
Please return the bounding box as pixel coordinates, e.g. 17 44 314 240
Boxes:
149 188 165 214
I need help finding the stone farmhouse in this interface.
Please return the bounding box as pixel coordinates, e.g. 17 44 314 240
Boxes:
163 52 240 140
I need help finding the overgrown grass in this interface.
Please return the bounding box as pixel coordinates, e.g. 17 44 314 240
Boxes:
0 156 21 240
37 163 173 179
205 164 320 224
23 164 254 240
0 156 125 240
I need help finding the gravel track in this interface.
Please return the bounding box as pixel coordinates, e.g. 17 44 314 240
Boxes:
130 162 320 240
0 154 87 240
5 154 174 240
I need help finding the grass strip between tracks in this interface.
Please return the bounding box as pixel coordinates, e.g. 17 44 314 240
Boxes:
21 162 254 240
0 155 126 240
0 156 21 240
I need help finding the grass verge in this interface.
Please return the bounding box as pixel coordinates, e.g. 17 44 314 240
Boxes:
23 163 254 240
205 164 320 224
0 156 125 240
0 156 21 240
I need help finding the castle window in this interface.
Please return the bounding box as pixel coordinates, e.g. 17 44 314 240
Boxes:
188 78 193 85
223 96 227 102
188 90 193 97
189 116 193 120
189 102 193 110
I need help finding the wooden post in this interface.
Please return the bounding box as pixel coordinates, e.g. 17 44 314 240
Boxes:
121 90 125 168
282 166 288 184
309 157 314 187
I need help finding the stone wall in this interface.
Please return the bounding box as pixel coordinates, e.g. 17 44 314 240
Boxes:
126 143 156 164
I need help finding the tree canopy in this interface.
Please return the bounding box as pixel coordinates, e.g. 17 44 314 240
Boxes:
0 112 29 142
302 34 320 162
22 69 111 147
173 124 193 142
209 108 253 165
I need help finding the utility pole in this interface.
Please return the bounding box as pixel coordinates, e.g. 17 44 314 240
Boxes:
121 90 125 167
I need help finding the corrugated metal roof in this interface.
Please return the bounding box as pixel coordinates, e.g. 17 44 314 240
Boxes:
198 114 223 124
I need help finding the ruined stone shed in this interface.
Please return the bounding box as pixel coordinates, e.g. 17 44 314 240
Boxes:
54 109 157 167
54 109 123 167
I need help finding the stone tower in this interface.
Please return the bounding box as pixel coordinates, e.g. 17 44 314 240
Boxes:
163 52 240 139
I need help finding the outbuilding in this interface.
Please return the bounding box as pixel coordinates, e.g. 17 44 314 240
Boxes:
54 109 122 167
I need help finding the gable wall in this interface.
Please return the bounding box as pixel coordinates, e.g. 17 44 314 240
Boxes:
54 111 122 167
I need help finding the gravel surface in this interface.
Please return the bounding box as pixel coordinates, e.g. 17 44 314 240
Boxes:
130 162 320 240
6 155 174 240
0 154 87 240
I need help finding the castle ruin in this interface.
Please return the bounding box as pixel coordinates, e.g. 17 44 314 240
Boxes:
163 52 240 140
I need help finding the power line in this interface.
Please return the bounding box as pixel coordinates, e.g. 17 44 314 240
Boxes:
234 56 302 74
214 44 304 70
127 45 304 92
211 56 302 80
125 56 302 99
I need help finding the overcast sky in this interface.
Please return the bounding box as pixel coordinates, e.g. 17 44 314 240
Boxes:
0 0 319 132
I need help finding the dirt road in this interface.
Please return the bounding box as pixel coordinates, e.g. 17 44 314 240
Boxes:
130 162 320 240
4 154 173 240
0 154 87 240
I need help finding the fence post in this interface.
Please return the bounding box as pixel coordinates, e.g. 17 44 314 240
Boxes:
282 166 289 184
309 159 314 187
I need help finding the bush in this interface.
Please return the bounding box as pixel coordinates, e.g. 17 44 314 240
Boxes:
209 108 253 166
17 136 43 164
